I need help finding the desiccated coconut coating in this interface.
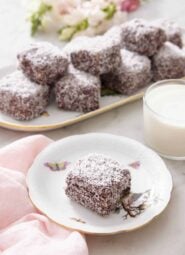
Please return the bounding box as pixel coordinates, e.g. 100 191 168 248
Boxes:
65 153 131 216
101 49 151 95
55 65 101 112
153 19 183 48
104 25 123 48
0 71 50 120
152 42 185 81
17 42 69 86
121 19 166 56
64 35 121 75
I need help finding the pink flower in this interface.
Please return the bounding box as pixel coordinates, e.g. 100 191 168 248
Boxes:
57 0 78 15
120 0 140 12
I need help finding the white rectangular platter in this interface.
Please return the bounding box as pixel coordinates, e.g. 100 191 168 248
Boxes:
0 65 144 132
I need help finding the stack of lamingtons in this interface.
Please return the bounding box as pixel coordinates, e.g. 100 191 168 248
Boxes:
0 18 184 120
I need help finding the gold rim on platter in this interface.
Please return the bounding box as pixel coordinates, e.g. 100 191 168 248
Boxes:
0 92 144 132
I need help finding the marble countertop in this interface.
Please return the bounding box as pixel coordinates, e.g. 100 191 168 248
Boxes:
0 0 185 254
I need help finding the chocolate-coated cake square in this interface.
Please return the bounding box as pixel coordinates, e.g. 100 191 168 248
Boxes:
121 19 166 56
0 71 50 120
17 42 69 86
65 153 131 216
153 19 183 48
152 42 185 81
64 35 121 75
101 49 151 95
55 65 101 113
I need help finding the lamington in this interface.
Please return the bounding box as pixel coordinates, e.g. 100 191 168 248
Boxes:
17 42 69 86
153 19 183 48
152 41 185 81
121 19 166 56
101 48 151 95
55 65 101 112
0 70 50 120
65 153 131 216
104 25 123 48
64 35 121 75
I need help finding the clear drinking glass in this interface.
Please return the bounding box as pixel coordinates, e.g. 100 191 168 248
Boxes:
143 79 185 160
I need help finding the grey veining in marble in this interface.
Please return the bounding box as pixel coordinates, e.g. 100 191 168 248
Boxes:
0 0 185 254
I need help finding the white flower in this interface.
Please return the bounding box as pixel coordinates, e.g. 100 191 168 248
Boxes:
74 27 96 37
94 20 111 34
112 10 127 26
89 0 109 9
28 0 132 41
27 0 42 13
61 8 87 26
86 8 106 27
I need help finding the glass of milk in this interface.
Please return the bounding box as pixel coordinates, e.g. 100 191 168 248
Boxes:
143 79 185 160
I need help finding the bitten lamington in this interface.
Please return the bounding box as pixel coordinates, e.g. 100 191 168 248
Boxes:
55 66 101 112
17 42 69 86
64 35 121 75
101 49 151 95
0 71 50 120
65 153 131 216
121 19 166 56
152 42 185 81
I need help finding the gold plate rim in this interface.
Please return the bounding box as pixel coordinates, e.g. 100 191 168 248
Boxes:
26 133 173 235
27 186 173 236
0 92 144 132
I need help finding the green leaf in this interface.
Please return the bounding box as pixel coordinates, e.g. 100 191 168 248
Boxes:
101 87 121 96
58 19 89 41
102 3 117 20
76 19 89 31
58 26 77 41
30 2 52 36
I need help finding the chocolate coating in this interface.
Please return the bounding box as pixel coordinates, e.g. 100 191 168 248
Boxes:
55 65 101 112
153 19 183 48
121 19 166 56
17 42 69 86
0 71 50 120
101 49 151 95
65 153 131 216
152 42 185 81
64 36 121 75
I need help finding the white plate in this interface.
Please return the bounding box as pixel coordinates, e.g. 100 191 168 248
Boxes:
0 65 144 132
27 133 172 235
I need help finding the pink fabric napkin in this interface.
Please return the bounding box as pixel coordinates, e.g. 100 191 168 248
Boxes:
0 135 88 255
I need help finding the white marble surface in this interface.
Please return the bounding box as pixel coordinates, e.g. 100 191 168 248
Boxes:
0 0 185 254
